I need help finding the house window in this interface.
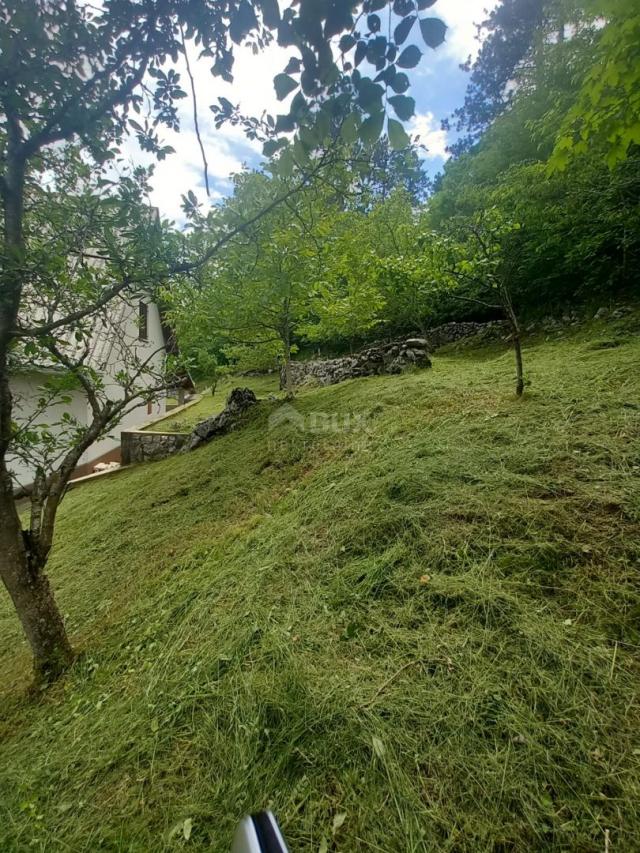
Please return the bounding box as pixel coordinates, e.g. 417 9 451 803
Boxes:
138 301 148 341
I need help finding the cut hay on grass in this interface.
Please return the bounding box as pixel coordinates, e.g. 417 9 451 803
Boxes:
1 313 639 851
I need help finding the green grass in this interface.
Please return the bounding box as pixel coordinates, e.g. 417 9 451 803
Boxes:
145 374 281 433
1 313 639 851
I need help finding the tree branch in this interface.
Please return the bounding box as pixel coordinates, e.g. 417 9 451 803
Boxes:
180 24 210 197
15 276 135 338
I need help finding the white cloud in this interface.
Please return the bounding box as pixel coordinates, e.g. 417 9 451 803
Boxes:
409 111 449 160
430 0 500 63
123 40 292 223
122 3 502 219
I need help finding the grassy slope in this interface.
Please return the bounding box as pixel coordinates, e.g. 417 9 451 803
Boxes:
1 315 639 852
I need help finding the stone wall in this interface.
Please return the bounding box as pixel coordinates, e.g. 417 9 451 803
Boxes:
185 388 258 450
283 337 432 389
120 388 259 465
420 319 506 349
120 429 189 465
282 320 507 390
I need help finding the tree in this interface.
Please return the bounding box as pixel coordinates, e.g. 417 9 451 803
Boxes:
302 189 423 343
549 1 640 170
429 210 527 396
2 150 178 681
444 0 550 155
430 6 640 314
0 0 446 681
172 170 325 395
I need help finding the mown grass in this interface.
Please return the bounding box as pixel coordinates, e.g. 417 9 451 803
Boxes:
145 374 281 433
1 313 639 851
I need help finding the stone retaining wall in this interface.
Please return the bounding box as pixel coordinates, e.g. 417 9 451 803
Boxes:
282 320 506 389
120 429 189 465
420 319 506 349
282 336 432 389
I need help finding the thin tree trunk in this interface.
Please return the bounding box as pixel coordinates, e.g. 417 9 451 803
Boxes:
283 336 293 399
501 286 525 397
0 475 74 681
513 333 524 397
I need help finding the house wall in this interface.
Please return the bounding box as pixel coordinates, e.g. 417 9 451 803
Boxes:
9 299 168 488
79 299 167 466
7 372 89 488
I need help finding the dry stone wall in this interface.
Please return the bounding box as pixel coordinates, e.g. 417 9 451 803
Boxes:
281 321 508 390
283 337 432 389
121 430 188 465
184 388 258 451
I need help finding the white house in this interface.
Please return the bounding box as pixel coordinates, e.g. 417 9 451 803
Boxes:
9 297 171 488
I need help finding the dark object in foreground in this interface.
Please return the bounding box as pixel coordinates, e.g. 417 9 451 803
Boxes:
186 388 258 451
232 811 288 853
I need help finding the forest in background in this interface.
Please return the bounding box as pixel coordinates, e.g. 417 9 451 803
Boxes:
169 0 639 380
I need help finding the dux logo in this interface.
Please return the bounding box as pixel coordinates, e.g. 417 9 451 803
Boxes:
268 403 366 434
268 403 306 431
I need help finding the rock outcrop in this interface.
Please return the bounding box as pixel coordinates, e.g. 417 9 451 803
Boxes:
185 387 258 451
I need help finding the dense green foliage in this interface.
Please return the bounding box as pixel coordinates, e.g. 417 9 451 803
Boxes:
173 0 640 379
2 314 639 850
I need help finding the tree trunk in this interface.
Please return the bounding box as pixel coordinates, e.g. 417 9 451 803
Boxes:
283 339 293 399
501 289 525 397
513 333 524 397
0 478 74 681
0 126 73 683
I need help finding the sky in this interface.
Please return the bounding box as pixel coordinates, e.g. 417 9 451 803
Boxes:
130 1 499 223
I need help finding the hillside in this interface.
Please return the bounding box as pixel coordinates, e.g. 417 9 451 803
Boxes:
1 313 639 851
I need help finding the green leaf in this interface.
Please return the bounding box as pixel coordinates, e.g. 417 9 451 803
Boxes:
277 148 295 177
229 0 258 44
388 118 410 149
397 45 422 68
258 0 280 29
332 813 347 835
293 137 310 165
262 139 283 157
390 72 410 93
283 57 302 74
324 4 352 38
274 113 295 134
374 64 397 85
357 78 384 113
388 94 415 121
359 111 385 145
339 34 356 53
354 41 367 66
372 735 386 759
419 17 447 49
393 0 414 15
417 0 437 9
273 73 298 100
394 15 416 45
182 818 193 841
340 112 360 144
